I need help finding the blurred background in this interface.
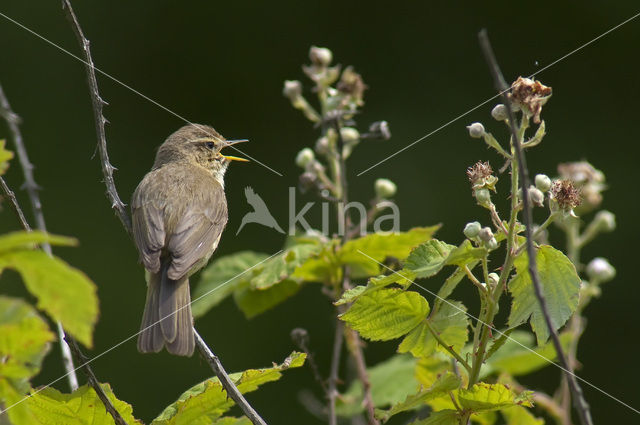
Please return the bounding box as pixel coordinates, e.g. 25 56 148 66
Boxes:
0 1 638 423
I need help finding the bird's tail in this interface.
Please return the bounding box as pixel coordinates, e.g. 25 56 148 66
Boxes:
137 262 194 356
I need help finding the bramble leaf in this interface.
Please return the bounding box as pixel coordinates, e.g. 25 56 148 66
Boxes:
251 244 321 289
410 410 459 425
404 240 455 278
211 418 252 425
0 231 77 253
508 245 580 345
501 405 544 425
234 279 300 319
153 352 305 425
0 139 13 175
0 250 98 347
458 383 533 412
193 251 269 318
340 288 429 341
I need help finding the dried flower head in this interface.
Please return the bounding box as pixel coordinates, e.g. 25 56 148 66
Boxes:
509 77 552 124
337 66 367 106
467 161 498 191
557 161 606 213
550 179 581 212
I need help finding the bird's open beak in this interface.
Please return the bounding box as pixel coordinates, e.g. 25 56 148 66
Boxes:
221 139 250 162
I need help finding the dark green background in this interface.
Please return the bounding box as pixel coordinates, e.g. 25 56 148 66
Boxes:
1 1 638 423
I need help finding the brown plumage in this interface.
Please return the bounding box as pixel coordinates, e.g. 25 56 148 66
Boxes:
132 124 245 356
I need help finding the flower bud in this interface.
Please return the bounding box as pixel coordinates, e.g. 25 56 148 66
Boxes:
368 120 391 140
491 104 508 121
474 188 492 206
283 80 302 99
375 178 397 199
309 46 333 67
478 226 494 242
535 174 551 192
467 122 485 138
486 237 498 250
340 127 360 144
487 273 500 287
586 257 615 283
593 210 616 232
463 221 482 239
529 186 545 207
295 148 315 168
315 136 330 155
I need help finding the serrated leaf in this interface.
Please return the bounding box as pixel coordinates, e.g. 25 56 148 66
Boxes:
445 240 487 267
291 239 339 283
458 383 533 412
334 285 367 305
404 240 456 278
0 296 54 381
339 354 418 416
0 231 78 253
251 244 321 289
508 245 580 345
211 417 252 425
153 352 305 425
415 354 451 387
339 226 439 278
11 384 141 425
0 139 13 175
376 372 461 422
0 250 98 347
399 301 469 358
410 410 460 425
193 251 269 318
501 405 544 425
234 279 300 319
340 288 429 341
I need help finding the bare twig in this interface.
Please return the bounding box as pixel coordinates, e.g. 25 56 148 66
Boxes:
328 317 344 425
67 338 128 425
0 80 79 392
291 328 328 395
61 2 268 424
194 330 268 425
478 29 593 425
0 176 31 231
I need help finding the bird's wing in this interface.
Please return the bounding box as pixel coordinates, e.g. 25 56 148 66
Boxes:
167 178 228 280
132 172 165 274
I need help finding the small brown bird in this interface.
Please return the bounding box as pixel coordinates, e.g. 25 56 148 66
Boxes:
132 124 247 356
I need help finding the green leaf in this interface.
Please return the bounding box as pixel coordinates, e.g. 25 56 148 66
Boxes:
0 296 54 381
484 331 572 377
415 354 451 387
339 226 439 278
410 410 460 425
435 266 473 309
251 244 321 289
334 285 367 305
0 250 98 347
0 231 78 253
501 405 544 425
291 239 339 283
211 417 252 425
458 383 533 412
153 352 305 425
193 251 269 318
0 139 13 175
10 384 141 425
399 301 469 358
404 239 455 278
508 245 581 345
340 288 429 341
234 279 300 318
376 372 461 422
339 354 418 416
445 240 487 267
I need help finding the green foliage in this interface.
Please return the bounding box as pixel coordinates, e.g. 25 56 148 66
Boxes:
0 139 13 175
234 279 300 319
508 245 581 345
410 410 460 425
152 352 305 425
251 243 321 289
501 405 544 425
0 231 98 347
458 383 533 412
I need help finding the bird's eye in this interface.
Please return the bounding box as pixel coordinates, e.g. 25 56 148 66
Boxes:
205 141 215 150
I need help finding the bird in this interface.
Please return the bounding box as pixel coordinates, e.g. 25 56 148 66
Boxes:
236 186 285 235
132 124 247 356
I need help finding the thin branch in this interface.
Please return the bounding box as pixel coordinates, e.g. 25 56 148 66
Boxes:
0 80 79 392
328 317 344 425
61 2 268 424
194 330 268 425
478 29 593 425
0 176 31 231
67 338 128 425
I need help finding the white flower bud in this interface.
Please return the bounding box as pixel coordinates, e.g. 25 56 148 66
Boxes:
586 257 616 283
474 188 491 206
309 46 333 67
529 186 545 207
283 80 302 99
478 226 494 242
375 178 397 199
486 237 498 250
467 122 485 138
295 148 315 168
593 210 616 232
315 136 330 155
487 273 500 287
463 221 482 239
340 127 360 144
491 104 508 121
535 174 552 192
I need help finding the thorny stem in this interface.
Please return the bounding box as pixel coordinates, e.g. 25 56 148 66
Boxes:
62 1 268 424
0 80 79 392
479 29 593 425
424 320 471 373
